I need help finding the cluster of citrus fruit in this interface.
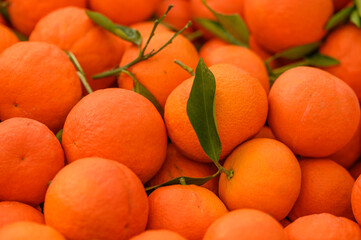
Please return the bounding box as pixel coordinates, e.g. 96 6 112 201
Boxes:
1 0 361 239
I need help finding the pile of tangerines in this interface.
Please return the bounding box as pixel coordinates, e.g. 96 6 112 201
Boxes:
1 0 361 239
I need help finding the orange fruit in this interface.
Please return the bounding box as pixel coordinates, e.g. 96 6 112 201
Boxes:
333 0 351 11
0 24 18 54
7 0 86 36
199 38 228 60
147 184 228 240
147 143 219 194
156 0 192 31
0 201 44 228
320 24 361 102
0 118 64 206
280 218 292 228
350 161 361 180
289 159 354 221
44 157 149 240
244 0 333 53
62 88 167 183
30 7 126 92
89 0 160 25
218 138 301 221
0 15 5 25
268 66 360 158
0 41 82 132
165 64 268 162
329 116 361 169
203 45 270 93
285 213 361 240
351 174 361 225
0 221 65 240
118 31 199 107
190 0 245 21
249 35 280 69
203 209 287 240
254 126 276 139
130 230 187 240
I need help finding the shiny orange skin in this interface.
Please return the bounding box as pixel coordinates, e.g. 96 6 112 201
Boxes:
44 158 149 240
62 88 167 183
219 138 301 221
156 0 192 31
30 7 126 92
203 45 270 93
333 0 350 11
199 38 228 60
0 24 18 54
0 118 64 206
165 64 268 162
0 202 44 228
350 162 361 180
203 209 287 240
89 0 160 25
118 31 199 107
285 213 361 240
147 185 228 240
130 230 186 240
254 126 276 139
147 143 219 194
268 67 360 158
244 0 333 53
329 117 361 169
320 24 361 102
0 42 82 132
289 159 354 221
351 174 361 225
7 0 86 36
0 221 65 240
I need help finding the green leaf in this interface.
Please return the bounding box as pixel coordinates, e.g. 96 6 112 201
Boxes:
269 42 322 61
56 129 63 144
86 10 142 47
305 53 340 67
350 9 361 28
355 0 361 17
13 31 28 41
325 5 354 31
187 58 222 163
145 171 220 193
201 0 249 46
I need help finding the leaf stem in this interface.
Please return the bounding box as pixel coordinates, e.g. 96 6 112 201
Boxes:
214 161 233 180
179 177 187 185
174 59 195 76
67 51 93 94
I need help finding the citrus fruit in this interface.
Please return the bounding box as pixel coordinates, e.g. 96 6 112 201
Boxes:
156 0 192 31
130 230 186 240
254 126 276 139
0 201 44 228
0 24 18 54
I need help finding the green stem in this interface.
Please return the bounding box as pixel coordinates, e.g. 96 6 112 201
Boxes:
77 72 93 94
179 177 187 185
186 30 203 41
174 59 195 76
214 161 233 180
67 51 94 94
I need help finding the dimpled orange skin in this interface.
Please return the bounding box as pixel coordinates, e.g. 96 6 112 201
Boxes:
0 118 64 206
352 175 361 225
285 213 361 240
350 162 361 180
268 67 360 158
203 209 288 240
289 159 354 221
0 42 82 133
199 38 228 60
219 138 301 220
30 7 126 92
329 117 361 169
203 45 270 93
147 185 228 240
62 88 167 183
165 64 268 162
130 230 187 240
118 31 199 107
89 0 160 25
147 143 219 194
7 0 86 36
244 0 333 53
44 158 149 240
0 221 66 240
254 126 276 139
118 31 198 107
0 24 18 54
0 202 44 228
156 0 192 31
320 24 361 102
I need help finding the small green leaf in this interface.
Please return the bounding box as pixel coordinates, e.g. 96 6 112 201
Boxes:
270 42 322 61
355 0 361 17
145 171 219 193
195 18 242 46
201 0 249 46
350 9 361 28
86 10 142 47
187 58 222 163
325 5 354 30
305 53 340 67
56 129 63 144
